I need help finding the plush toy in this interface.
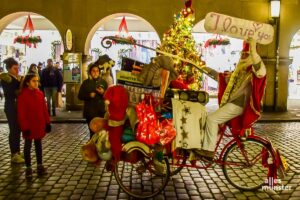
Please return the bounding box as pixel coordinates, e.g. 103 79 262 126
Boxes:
94 54 115 73
138 56 177 87
80 139 99 163
104 85 129 163
80 117 112 163
93 130 112 161
89 117 108 133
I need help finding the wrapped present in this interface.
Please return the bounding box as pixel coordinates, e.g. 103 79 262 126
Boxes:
158 119 176 146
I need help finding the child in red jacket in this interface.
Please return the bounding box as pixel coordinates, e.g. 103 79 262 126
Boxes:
17 73 51 179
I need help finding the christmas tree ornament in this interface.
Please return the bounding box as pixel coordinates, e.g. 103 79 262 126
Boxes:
158 0 204 90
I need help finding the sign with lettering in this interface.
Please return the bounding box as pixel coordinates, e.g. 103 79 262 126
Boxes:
204 12 274 45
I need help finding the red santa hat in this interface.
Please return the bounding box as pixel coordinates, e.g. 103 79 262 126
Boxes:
242 41 250 53
104 85 128 121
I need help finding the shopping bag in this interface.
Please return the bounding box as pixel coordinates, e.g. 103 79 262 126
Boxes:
136 96 160 145
158 119 176 145
56 92 63 108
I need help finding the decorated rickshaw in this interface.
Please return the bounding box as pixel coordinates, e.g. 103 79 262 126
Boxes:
79 8 289 198
97 32 288 199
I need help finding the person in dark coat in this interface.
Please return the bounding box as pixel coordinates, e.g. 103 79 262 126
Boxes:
40 59 63 116
37 62 44 91
28 63 38 74
78 63 108 138
17 73 51 178
0 57 24 164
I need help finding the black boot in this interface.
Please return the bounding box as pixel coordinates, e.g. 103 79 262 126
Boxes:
52 109 56 116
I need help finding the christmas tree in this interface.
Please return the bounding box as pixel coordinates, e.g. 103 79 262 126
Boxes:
158 0 204 90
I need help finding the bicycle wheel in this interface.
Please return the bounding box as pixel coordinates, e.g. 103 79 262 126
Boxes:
167 149 187 176
222 138 275 191
114 153 170 199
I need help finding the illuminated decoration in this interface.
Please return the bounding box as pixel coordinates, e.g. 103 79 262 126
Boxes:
157 0 204 90
65 29 73 51
270 0 280 18
13 15 42 48
204 35 230 48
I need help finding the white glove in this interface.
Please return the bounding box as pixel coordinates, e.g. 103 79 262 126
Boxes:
249 38 261 64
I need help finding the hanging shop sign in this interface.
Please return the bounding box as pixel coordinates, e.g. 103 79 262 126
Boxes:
62 52 82 83
204 12 274 44
65 29 73 51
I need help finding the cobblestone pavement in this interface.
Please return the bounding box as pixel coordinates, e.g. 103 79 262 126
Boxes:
0 123 299 200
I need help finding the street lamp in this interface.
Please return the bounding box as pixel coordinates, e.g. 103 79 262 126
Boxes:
270 0 281 18
270 0 281 111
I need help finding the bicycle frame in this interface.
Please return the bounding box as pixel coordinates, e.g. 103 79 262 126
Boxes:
169 125 274 170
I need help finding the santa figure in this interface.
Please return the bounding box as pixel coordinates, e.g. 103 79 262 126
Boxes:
197 38 267 160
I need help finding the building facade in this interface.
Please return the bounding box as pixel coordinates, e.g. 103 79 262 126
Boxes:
1 0 299 111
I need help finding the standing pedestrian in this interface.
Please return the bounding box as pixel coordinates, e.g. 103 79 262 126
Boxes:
41 59 63 116
0 57 24 163
17 73 51 178
78 63 107 138
28 63 38 74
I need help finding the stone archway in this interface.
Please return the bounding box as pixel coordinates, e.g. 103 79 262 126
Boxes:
0 12 63 73
287 29 300 111
84 13 161 55
83 13 161 80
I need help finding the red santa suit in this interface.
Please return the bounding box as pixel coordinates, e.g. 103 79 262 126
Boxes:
202 40 266 152
104 85 129 162
218 67 266 135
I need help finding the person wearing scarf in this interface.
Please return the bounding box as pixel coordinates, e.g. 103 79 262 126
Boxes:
0 57 25 163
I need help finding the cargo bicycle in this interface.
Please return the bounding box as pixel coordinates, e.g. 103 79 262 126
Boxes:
101 36 286 199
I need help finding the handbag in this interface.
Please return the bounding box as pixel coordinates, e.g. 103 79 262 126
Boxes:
56 92 63 108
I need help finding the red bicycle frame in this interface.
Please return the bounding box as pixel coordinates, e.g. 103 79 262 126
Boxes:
169 125 275 170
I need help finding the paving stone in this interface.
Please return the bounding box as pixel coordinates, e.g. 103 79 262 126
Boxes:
213 193 225 200
82 189 95 196
291 191 300 196
191 196 202 200
0 123 299 199
165 191 177 197
45 195 59 200
188 190 200 196
248 196 260 200
177 194 189 199
60 191 72 197
176 188 187 194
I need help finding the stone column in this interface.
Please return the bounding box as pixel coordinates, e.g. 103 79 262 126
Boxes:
275 58 293 111
263 59 276 112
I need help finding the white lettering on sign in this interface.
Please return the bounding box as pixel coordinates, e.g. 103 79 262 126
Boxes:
204 12 274 44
